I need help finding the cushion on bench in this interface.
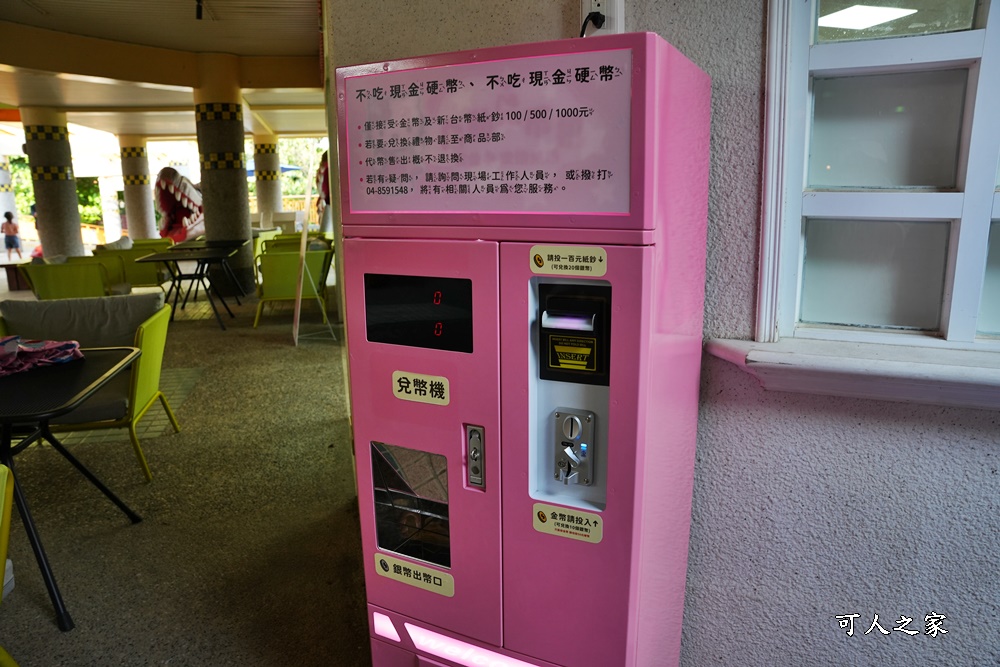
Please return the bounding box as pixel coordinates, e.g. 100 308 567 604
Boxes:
0 293 165 348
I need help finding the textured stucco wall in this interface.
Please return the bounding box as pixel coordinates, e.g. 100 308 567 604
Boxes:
326 1 1000 664
329 1 578 67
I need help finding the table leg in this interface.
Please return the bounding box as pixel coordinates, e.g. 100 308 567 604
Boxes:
164 262 184 320
206 264 235 318
220 259 245 304
0 427 75 631
41 428 142 524
194 261 234 330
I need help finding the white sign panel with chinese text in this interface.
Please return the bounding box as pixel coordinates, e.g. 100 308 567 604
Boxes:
529 244 608 276
392 370 451 406
344 49 632 214
374 553 455 597
532 502 604 543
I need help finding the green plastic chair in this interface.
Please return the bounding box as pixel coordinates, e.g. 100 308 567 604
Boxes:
130 238 174 250
48 304 180 481
253 249 333 328
262 235 333 255
93 247 170 288
252 229 280 268
66 255 130 294
0 465 21 667
261 238 305 254
19 262 111 299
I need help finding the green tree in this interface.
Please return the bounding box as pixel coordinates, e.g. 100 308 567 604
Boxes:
8 157 33 218
8 158 105 224
76 177 102 224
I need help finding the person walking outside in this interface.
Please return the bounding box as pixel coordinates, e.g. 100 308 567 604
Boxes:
1 212 21 261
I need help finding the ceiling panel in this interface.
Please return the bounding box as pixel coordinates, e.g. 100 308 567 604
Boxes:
2 1 328 140
7 0 322 57
253 108 327 136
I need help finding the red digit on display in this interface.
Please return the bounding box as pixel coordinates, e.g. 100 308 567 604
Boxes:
434 322 443 337
433 290 442 305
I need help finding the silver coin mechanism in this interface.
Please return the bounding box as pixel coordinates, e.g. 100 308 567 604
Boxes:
552 408 596 486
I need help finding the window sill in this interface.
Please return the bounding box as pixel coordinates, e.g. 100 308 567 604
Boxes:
705 338 1000 410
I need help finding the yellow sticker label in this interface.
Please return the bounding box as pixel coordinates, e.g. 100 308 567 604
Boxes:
532 502 603 543
548 335 597 372
392 371 450 406
529 245 608 277
374 553 455 597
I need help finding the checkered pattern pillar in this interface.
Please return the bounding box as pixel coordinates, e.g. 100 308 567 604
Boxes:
194 54 253 292
253 134 283 219
118 135 157 239
20 107 84 257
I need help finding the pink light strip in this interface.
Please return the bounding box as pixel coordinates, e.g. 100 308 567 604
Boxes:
404 624 539 667
373 612 401 642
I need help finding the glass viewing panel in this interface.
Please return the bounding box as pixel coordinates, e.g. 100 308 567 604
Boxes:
979 222 1000 335
372 442 450 568
800 218 949 330
809 70 967 189
816 0 977 43
365 274 473 353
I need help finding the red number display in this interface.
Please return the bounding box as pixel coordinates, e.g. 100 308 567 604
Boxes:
434 322 443 337
433 290 442 305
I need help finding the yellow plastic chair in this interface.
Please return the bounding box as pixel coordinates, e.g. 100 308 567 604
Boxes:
66 255 131 294
262 235 333 255
129 238 174 250
253 249 333 327
19 262 112 299
94 247 170 288
252 229 280 267
261 238 305 254
0 465 21 667
48 304 180 481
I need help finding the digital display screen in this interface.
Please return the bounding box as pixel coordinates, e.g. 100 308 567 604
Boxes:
365 274 473 353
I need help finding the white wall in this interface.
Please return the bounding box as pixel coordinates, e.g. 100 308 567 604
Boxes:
327 1 1000 663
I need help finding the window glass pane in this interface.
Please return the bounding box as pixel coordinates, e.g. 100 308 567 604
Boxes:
800 218 949 330
817 0 977 43
371 442 451 568
809 70 966 189
979 222 1000 335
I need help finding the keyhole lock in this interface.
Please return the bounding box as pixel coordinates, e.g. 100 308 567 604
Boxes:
466 425 485 489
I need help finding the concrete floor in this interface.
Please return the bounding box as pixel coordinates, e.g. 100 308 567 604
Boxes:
0 270 369 666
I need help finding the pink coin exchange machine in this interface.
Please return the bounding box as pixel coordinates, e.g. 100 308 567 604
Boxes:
336 32 710 667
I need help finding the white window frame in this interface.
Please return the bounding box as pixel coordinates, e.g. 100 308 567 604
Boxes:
708 0 1000 409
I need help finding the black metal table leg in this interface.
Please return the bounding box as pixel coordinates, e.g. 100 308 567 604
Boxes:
0 428 74 631
205 262 235 318
220 259 246 304
40 428 142 524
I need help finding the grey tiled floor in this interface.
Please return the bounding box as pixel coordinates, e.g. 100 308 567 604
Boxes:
57 367 203 445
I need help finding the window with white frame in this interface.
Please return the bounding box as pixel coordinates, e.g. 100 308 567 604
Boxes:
759 0 1000 350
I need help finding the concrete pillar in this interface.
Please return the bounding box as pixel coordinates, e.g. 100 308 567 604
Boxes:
0 156 15 225
253 133 282 218
194 53 253 292
118 135 158 239
20 107 84 257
